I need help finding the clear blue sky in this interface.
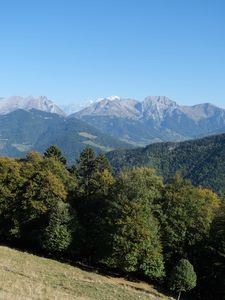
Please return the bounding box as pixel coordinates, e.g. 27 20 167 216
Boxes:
1 0 225 107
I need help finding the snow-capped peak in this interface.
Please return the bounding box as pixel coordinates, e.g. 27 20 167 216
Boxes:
96 95 121 102
107 95 121 101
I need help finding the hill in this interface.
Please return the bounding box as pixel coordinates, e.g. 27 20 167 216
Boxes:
0 246 169 300
0 109 130 163
107 133 225 194
73 96 225 146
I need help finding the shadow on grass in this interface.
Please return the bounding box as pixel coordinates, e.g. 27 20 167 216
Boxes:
1 242 173 299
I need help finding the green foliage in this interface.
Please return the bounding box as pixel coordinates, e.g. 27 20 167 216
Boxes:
108 133 225 194
169 259 197 299
16 169 67 248
196 203 225 299
42 201 74 254
155 175 220 265
105 168 165 279
44 145 67 165
0 157 25 240
0 146 223 299
73 148 115 261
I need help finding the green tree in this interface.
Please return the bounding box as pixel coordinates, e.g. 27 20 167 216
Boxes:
42 201 75 255
105 168 164 279
156 175 220 265
197 203 225 299
44 145 67 165
95 153 112 173
74 147 97 195
73 148 115 261
0 157 24 241
169 259 197 300
41 156 77 202
16 169 67 248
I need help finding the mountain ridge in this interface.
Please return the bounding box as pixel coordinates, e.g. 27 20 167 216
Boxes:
0 109 130 163
0 96 65 116
72 96 225 145
107 132 225 194
1 95 225 160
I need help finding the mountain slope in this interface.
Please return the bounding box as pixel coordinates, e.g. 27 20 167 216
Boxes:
0 96 65 116
0 246 169 300
107 133 225 194
0 109 130 163
73 96 225 145
34 116 131 163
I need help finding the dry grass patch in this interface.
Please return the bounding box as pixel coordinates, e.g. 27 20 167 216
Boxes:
0 246 169 300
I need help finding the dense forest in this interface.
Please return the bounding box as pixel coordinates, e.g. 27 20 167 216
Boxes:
0 146 224 299
107 133 225 194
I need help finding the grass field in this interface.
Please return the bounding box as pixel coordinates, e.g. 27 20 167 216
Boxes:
0 246 170 300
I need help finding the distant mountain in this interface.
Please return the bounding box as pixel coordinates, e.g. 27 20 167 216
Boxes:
73 96 225 146
0 96 65 116
60 100 95 116
107 133 225 194
0 109 130 163
75 96 140 119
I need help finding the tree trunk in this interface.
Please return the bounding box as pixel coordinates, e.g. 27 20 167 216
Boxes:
177 291 181 300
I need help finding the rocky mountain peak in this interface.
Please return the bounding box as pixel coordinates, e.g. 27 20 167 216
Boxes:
141 96 178 121
74 97 140 119
0 96 65 116
143 96 177 107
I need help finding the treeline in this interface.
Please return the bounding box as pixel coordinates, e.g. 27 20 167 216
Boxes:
0 146 224 299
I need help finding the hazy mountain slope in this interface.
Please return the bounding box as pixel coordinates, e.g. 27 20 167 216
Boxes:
107 133 225 194
0 96 65 116
78 115 186 146
0 109 64 157
0 109 130 163
34 116 131 163
73 96 225 145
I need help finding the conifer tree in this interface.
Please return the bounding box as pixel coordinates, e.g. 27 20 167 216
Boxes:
42 201 74 255
73 148 115 261
44 145 67 165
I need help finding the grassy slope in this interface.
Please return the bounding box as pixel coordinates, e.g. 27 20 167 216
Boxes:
0 246 169 300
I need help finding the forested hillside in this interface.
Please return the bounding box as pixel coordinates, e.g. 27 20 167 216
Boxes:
0 146 224 299
107 133 225 194
0 109 130 162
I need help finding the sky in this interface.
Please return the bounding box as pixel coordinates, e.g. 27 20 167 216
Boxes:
0 0 225 108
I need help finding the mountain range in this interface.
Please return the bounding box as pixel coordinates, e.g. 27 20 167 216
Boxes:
0 96 65 116
73 96 225 146
0 108 129 163
0 95 225 163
